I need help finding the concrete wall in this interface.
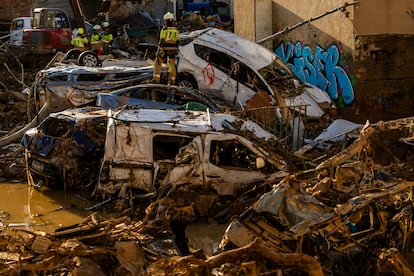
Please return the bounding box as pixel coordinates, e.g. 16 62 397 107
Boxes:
234 0 255 41
251 0 414 123
234 0 272 49
354 34 414 122
269 0 357 118
354 0 414 35
352 0 414 122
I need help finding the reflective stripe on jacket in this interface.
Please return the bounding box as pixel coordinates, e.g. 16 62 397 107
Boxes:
160 27 179 47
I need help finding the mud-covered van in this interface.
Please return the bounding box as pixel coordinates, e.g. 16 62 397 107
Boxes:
98 108 291 216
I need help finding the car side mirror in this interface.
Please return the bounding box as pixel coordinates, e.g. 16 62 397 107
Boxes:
256 157 265 169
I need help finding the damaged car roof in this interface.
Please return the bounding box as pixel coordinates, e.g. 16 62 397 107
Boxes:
96 83 225 112
110 108 276 140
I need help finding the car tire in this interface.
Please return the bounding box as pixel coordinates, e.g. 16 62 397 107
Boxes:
177 73 198 89
78 51 99 67
64 49 82 61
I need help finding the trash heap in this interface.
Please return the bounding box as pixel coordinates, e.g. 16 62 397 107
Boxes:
0 118 414 275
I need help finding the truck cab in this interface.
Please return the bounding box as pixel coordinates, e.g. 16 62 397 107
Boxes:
21 8 72 54
9 17 32 46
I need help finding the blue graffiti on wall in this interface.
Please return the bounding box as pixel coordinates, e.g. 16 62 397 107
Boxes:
275 42 354 105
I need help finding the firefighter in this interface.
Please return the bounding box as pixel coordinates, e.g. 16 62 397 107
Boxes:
71 27 88 49
91 25 103 55
153 12 179 85
101 22 113 54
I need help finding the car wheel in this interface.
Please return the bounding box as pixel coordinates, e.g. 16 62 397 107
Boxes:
177 73 198 89
64 49 82 61
78 51 99 67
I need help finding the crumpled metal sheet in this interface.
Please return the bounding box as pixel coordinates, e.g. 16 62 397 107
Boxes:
250 180 335 236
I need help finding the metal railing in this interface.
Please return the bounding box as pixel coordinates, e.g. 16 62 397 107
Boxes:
233 104 308 151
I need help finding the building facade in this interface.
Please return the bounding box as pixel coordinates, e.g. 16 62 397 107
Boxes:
235 0 414 123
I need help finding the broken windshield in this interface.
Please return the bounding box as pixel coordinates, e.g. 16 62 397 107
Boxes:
258 58 294 84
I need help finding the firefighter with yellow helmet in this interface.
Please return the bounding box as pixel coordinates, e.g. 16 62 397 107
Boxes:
71 27 89 49
153 12 179 85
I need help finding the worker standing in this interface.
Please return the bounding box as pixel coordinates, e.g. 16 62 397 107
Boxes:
71 27 88 49
101 22 113 54
153 12 179 85
91 25 103 55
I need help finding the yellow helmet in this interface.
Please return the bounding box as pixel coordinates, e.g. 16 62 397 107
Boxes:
77 27 84 34
164 12 174 21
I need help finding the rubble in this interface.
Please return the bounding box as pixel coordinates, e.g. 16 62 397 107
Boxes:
1 20 414 275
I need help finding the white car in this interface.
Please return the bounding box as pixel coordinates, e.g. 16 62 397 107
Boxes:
9 16 32 46
177 27 335 119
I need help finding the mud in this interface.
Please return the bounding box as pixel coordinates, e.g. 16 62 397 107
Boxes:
0 183 94 233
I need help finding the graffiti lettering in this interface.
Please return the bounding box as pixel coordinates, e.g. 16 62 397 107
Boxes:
275 42 354 105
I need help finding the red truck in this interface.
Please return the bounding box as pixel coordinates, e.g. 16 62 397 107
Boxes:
20 7 73 54
11 0 101 67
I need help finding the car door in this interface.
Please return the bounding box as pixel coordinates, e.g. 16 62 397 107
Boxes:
202 134 272 196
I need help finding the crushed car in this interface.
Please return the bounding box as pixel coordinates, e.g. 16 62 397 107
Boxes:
177 28 336 121
97 108 297 216
21 107 108 194
96 83 225 112
177 28 338 150
28 64 165 119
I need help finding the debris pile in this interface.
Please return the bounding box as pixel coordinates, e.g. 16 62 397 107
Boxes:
220 119 414 275
178 12 233 32
2 117 414 275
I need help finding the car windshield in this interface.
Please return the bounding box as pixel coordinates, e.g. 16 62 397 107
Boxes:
258 58 294 84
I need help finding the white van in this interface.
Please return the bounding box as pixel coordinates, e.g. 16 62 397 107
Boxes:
9 17 32 46
98 108 290 215
177 28 335 119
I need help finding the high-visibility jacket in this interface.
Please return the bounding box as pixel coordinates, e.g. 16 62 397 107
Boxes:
91 33 101 42
71 36 88 47
159 26 179 49
102 33 113 42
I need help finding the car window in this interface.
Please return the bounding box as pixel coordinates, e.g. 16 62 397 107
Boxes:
112 72 148 80
16 20 24 30
230 61 268 92
194 44 231 74
209 139 257 170
40 117 73 137
49 75 68 81
194 44 267 92
76 74 106 81
153 135 193 161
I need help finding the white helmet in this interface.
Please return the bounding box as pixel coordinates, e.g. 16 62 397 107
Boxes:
102 22 109 28
163 12 174 21
93 24 101 30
